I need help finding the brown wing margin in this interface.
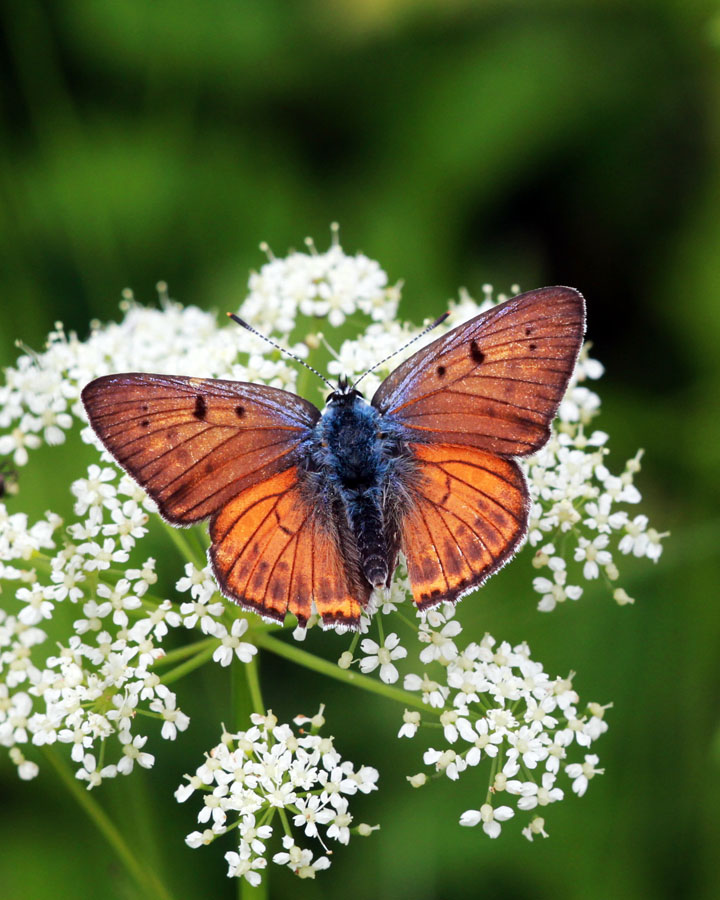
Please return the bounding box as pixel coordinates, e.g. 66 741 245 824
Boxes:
209 466 371 627
401 443 529 610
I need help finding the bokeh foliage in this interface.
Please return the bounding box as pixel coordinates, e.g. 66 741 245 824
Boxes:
1 2 719 899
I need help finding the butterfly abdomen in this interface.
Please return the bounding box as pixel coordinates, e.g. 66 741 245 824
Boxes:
344 493 387 588
315 393 400 590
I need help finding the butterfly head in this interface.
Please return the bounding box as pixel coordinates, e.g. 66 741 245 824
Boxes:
326 375 364 407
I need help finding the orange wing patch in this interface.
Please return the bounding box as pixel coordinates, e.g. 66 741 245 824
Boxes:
209 467 370 627
402 443 528 610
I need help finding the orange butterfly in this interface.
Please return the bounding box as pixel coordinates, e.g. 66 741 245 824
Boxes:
81 286 585 629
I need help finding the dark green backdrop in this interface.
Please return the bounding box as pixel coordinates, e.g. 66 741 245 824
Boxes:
2 2 719 899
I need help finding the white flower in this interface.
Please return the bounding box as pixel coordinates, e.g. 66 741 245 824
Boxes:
225 850 267 886
212 619 257 666
574 535 612 579
117 732 155 774
533 563 583 612
403 672 448 708
398 709 421 739
0 425 41 465
522 817 549 841
505 725 549 769
149 692 190 740
459 803 514 838
71 465 117 515
516 772 564 810
456 717 503 765
565 753 604 796
76 753 118 789
272 836 331 878
293 795 334 837
16 585 55 625
418 619 462 664
359 633 407 683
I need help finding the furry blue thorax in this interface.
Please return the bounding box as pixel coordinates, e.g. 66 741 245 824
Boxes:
306 388 408 589
320 394 384 490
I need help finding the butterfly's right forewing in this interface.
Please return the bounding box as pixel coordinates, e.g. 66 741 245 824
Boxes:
82 374 320 524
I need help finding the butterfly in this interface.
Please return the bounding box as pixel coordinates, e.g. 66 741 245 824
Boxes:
81 286 585 629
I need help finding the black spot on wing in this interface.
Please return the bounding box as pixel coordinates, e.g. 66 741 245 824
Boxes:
436 365 446 378
469 340 485 364
235 405 245 418
194 394 207 421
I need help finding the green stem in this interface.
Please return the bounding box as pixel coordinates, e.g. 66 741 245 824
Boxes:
162 520 203 568
232 649 251 731
252 632 433 713
152 637 218 669
245 653 265 715
241 876 268 900
160 644 217 685
43 749 176 900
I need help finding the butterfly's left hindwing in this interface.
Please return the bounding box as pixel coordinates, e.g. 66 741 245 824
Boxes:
82 374 320 524
399 443 528 608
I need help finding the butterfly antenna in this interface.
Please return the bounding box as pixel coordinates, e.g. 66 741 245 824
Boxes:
351 311 450 391
227 313 335 390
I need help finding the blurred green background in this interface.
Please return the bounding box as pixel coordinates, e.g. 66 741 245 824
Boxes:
2 1 720 899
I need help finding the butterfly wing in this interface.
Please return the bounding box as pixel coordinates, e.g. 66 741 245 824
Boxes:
399 443 528 608
81 373 320 524
209 466 371 627
375 287 585 609
373 286 585 457
82 372 370 627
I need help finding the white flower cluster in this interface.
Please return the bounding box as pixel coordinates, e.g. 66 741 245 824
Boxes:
401 603 607 840
240 225 401 335
177 709 378 885
0 455 258 783
525 344 666 610
0 233 658 870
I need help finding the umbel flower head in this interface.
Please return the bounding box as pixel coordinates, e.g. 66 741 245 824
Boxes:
177 708 378 884
0 228 663 884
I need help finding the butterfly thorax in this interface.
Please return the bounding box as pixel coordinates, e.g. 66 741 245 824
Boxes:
312 390 403 590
